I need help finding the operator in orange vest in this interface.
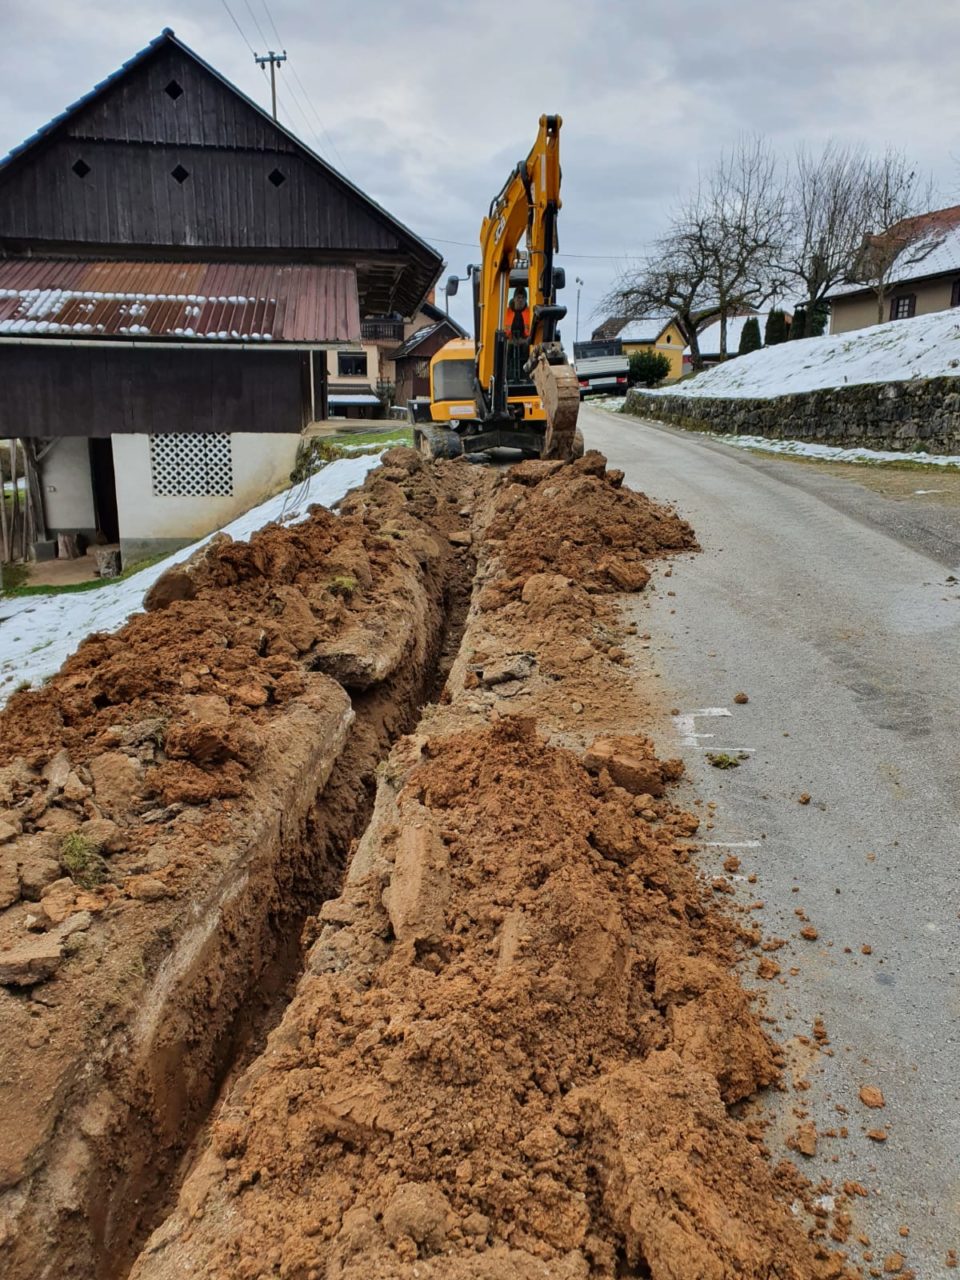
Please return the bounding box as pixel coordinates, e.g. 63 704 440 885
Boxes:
504 287 531 342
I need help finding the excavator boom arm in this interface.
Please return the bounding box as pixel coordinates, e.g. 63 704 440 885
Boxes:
476 114 564 389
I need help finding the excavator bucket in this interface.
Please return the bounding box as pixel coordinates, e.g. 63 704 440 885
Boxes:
529 347 583 461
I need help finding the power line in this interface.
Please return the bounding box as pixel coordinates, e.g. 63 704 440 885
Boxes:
259 0 284 47
241 0 270 49
422 234 637 262
256 0 353 178
219 0 256 55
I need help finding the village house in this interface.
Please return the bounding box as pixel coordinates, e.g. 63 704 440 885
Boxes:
0 28 442 564
322 297 467 419
827 204 960 334
591 314 685 381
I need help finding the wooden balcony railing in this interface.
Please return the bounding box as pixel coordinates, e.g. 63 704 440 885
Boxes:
361 319 404 341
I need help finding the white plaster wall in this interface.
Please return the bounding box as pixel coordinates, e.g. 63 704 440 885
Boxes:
111 433 301 545
41 436 96 530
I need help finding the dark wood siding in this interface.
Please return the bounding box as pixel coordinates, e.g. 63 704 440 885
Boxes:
71 48 302 151
0 345 308 437
0 140 400 252
0 47 400 255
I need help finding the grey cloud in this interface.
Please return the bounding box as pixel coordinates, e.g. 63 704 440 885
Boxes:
1 0 958 331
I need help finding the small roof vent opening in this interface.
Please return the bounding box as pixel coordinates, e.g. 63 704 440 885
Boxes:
268 168 286 188
72 158 91 179
164 79 184 101
171 164 190 185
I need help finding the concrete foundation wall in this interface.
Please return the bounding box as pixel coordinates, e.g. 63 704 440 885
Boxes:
112 432 301 563
41 437 96 534
625 377 960 454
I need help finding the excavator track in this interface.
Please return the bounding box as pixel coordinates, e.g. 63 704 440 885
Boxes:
530 348 583 461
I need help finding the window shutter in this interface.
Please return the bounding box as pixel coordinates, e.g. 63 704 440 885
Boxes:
906 294 916 318
889 297 897 321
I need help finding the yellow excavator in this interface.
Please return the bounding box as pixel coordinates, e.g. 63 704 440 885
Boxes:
409 115 582 461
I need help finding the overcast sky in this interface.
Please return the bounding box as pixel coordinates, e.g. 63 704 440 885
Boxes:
1 0 957 336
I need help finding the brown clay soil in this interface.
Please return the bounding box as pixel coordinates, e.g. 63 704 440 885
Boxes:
0 450 859 1279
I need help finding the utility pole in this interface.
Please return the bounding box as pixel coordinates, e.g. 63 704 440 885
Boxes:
254 50 287 121
575 276 584 344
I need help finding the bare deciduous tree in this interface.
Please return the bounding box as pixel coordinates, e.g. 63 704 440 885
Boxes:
696 135 787 357
603 136 786 368
856 150 933 323
781 141 870 318
601 233 719 372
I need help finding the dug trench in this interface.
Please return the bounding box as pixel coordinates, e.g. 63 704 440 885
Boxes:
0 449 859 1279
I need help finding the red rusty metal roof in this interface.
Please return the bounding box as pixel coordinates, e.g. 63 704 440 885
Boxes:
0 259 360 343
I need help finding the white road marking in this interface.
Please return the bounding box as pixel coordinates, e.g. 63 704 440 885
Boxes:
705 840 762 848
672 707 732 745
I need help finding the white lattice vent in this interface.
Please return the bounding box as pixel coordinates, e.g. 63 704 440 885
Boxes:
150 433 233 497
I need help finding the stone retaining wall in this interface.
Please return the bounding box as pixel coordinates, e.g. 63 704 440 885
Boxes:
625 376 960 453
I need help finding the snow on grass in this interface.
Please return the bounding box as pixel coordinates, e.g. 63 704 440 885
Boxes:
645 309 960 401
708 434 960 467
591 395 627 413
0 453 381 705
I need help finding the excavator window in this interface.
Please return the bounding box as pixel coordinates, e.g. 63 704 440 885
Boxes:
433 358 475 402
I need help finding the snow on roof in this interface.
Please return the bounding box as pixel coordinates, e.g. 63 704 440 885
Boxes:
829 208 960 299
0 259 359 343
618 313 676 342
648 306 960 401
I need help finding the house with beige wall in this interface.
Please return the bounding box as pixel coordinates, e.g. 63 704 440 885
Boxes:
827 205 960 335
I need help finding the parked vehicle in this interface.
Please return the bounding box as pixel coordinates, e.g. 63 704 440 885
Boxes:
573 340 629 397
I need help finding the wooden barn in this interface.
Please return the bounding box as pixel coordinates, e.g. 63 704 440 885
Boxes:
0 28 442 564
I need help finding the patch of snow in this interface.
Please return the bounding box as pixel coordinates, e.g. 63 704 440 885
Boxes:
0 453 382 706
708 434 960 467
645 308 960 400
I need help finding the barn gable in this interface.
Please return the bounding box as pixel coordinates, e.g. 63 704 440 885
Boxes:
0 30 440 317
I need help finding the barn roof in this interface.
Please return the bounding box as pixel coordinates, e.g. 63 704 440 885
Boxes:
0 259 359 343
0 29 442 319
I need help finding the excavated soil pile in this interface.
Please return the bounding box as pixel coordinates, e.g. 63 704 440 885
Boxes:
0 450 488 1278
488 453 695 595
130 456 852 1280
132 718 849 1280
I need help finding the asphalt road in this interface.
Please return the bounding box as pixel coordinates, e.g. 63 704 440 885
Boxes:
580 404 960 1275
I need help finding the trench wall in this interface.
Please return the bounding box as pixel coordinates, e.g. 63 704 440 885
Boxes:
625 375 960 453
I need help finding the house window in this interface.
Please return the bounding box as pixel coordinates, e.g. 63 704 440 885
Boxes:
951 279 960 308
338 351 367 377
150 433 233 497
889 294 916 320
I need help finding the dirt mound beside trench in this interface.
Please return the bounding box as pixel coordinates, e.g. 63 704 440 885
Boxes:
129 455 851 1280
132 716 848 1280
